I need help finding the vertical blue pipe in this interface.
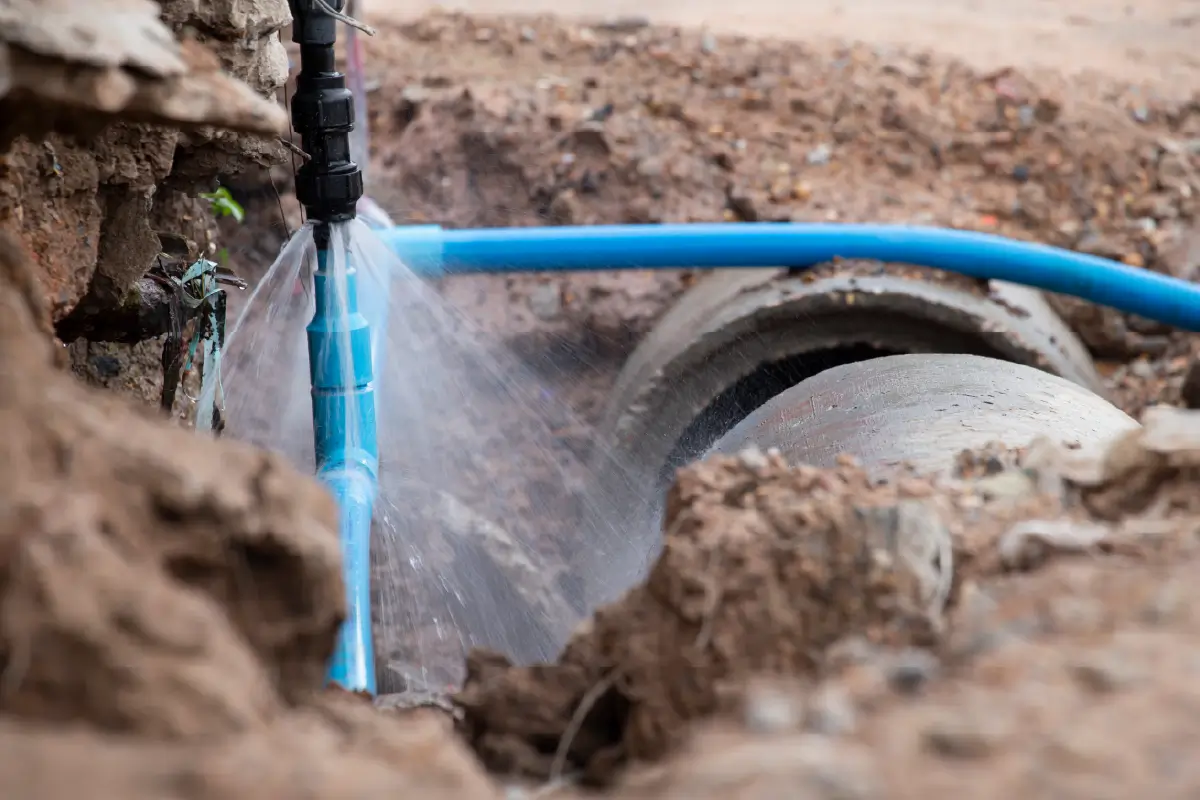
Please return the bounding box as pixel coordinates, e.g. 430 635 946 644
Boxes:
309 231 379 694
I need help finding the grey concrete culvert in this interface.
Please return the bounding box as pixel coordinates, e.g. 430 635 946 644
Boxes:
709 353 1139 477
585 263 1107 606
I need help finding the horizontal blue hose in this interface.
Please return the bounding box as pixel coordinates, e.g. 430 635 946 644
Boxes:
378 223 1200 332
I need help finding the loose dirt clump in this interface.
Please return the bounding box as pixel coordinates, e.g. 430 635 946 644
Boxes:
0 228 342 729
457 450 955 780
0 224 502 798
455 407 1200 791
608 418 1200 799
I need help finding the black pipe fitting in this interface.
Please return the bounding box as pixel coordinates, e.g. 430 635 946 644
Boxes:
288 0 363 223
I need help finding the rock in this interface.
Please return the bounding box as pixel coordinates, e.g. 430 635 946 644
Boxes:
921 710 1010 759
0 0 286 144
160 0 291 41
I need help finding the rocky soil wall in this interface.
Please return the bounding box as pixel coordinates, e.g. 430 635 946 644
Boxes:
0 0 290 410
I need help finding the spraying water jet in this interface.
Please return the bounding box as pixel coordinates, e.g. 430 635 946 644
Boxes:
288 0 376 693
232 5 1200 695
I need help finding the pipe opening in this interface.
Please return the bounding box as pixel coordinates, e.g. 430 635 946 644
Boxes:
655 330 1016 484
659 345 900 485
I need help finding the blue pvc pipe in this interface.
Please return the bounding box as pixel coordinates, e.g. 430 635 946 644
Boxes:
378 223 1200 332
309 242 379 695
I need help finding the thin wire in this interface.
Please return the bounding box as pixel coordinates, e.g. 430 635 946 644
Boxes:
313 0 377 35
283 72 305 226
268 170 293 239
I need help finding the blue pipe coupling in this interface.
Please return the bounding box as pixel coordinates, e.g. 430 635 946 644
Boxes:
309 244 379 694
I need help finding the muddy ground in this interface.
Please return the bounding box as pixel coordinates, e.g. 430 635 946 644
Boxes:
4 1 1200 798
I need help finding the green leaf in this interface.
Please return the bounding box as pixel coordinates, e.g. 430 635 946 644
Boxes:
200 186 245 223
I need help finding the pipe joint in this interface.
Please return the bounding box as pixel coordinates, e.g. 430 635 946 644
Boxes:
288 0 362 222
316 449 380 489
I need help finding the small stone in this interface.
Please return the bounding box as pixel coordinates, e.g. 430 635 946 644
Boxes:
1069 649 1143 694
804 685 857 736
884 649 940 695
700 32 718 54
519 26 536 42
806 143 833 165
922 711 1009 759
737 447 770 471
743 684 803 733
1129 357 1155 379
527 283 562 321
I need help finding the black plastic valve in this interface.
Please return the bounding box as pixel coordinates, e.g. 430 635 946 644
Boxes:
288 0 363 223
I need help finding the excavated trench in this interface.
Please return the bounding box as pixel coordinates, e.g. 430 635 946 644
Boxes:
3 3 1200 799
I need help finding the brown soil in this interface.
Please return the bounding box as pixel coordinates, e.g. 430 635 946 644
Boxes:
5 3 1200 800
457 408 1200 797
343 11 1199 421
0 227 500 797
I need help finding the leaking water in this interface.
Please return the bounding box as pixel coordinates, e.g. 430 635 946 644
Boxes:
218 219 657 695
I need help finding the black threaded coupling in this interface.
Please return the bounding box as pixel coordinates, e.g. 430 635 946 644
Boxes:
288 0 363 223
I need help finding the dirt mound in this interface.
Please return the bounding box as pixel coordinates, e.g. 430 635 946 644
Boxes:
610 434 1200 798
455 407 1200 790
457 451 954 778
0 225 338 727
0 228 502 797
363 14 1197 343
0 695 497 799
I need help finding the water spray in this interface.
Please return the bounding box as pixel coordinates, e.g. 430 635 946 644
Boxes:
288 0 378 693
224 5 1199 696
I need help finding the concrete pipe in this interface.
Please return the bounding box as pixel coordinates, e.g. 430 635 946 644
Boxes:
709 353 1139 477
600 264 1103 491
585 263 1110 605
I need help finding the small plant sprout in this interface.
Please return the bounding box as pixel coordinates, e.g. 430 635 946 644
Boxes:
200 186 246 223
